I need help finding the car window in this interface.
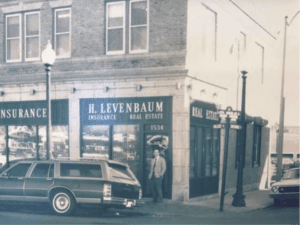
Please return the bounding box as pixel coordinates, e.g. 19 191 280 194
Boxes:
108 163 135 181
31 163 53 178
60 163 102 178
49 164 54 178
4 163 32 177
283 169 300 179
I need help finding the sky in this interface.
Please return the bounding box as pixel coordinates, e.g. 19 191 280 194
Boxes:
233 0 299 126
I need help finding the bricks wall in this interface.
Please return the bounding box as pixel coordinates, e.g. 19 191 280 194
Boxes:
149 0 187 52
0 0 188 85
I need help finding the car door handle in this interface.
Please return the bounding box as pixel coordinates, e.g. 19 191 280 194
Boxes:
46 178 52 181
17 177 24 180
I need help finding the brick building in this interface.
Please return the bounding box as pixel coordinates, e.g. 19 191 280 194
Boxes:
0 0 276 201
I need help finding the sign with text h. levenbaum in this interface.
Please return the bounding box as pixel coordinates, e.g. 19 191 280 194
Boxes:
80 97 172 125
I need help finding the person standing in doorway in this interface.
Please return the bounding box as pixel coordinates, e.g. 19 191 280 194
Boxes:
148 149 166 203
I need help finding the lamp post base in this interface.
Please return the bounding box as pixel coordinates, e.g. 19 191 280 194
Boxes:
232 193 246 207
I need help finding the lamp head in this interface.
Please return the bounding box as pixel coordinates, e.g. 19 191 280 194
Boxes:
42 40 56 66
241 70 248 77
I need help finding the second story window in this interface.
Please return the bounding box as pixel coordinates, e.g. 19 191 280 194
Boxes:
130 0 148 53
6 14 21 62
55 8 71 58
6 12 40 63
107 2 125 54
106 0 148 55
25 12 40 61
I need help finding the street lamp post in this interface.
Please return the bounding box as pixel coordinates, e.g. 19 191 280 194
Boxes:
232 70 248 207
42 40 55 160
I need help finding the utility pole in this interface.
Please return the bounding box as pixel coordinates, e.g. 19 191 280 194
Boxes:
276 11 299 181
275 16 287 181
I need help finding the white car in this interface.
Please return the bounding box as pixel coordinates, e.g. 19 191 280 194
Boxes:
269 168 300 205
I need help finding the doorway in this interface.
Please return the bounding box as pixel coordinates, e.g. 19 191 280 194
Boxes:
143 133 170 198
189 126 220 197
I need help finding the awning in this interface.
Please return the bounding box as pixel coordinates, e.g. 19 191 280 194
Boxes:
190 100 219 126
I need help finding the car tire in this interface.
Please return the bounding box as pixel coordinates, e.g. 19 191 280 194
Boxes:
51 191 76 215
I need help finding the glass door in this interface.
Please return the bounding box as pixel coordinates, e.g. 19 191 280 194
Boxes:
143 133 169 197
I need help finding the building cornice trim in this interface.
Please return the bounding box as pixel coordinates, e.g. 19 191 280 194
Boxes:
1 2 43 14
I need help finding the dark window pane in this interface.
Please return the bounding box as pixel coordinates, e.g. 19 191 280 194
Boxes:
212 130 219 176
7 16 19 38
109 17 123 27
49 164 54 177
60 163 102 178
196 128 203 177
7 39 20 60
26 37 39 58
56 34 70 57
108 28 123 51
131 1 147 26
108 163 134 181
205 128 212 177
31 163 50 178
131 27 147 51
56 10 70 33
190 127 195 178
26 13 39 36
6 163 32 177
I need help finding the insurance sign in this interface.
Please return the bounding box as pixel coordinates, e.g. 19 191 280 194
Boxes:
80 97 172 125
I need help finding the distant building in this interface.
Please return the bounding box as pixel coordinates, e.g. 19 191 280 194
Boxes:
0 0 278 200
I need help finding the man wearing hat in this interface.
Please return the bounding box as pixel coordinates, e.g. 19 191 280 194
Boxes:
148 149 166 203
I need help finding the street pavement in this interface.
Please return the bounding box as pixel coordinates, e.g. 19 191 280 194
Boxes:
126 189 276 217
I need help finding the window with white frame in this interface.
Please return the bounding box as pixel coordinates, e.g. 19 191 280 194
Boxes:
252 125 262 167
6 12 40 63
130 0 148 52
55 8 71 58
6 14 21 62
106 0 148 55
107 2 125 54
25 12 40 61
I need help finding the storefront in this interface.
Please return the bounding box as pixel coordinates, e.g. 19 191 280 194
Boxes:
0 100 69 166
189 100 220 198
80 96 173 198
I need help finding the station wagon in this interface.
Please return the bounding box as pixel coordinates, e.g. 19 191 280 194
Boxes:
0 159 142 215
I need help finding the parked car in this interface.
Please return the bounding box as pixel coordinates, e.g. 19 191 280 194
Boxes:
0 159 142 215
269 168 300 205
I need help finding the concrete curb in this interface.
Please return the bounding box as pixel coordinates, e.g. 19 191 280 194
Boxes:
132 190 274 217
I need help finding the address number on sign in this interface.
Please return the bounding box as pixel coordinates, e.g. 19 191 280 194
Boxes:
145 124 168 131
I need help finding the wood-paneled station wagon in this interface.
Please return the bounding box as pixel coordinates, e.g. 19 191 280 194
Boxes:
0 159 142 215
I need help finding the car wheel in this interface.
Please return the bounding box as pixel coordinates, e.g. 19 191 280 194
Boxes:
51 191 76 215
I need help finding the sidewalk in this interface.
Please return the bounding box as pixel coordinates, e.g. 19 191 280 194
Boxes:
129 190 273 217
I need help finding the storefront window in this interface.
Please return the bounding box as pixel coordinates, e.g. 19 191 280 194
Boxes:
205 128 212 177
212 129 219 176
113 125 139 175
38 126 69 159
189 127 195 178
0 127 6 166
190 126 219 178
9 126 37 160
81 125 110 159
196 127 203 177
